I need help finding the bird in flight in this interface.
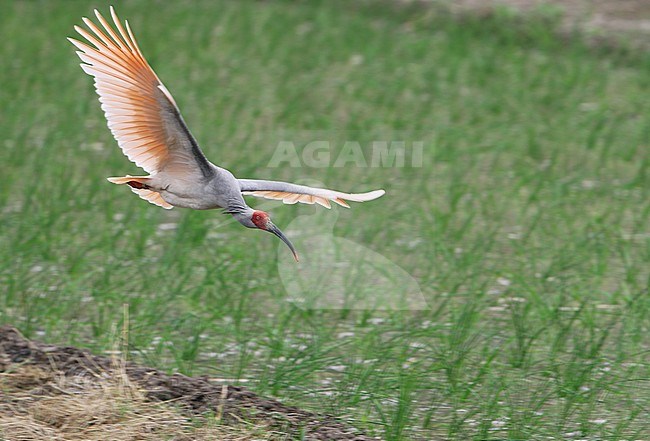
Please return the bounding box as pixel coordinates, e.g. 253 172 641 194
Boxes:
69 7 385 261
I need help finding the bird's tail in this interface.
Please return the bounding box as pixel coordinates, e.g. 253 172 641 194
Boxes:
107 175 173 209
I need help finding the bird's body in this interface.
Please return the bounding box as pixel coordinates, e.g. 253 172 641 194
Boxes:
70 7 385 260
137 167 242 211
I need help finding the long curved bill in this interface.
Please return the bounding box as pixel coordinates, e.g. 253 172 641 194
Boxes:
268 223 299 262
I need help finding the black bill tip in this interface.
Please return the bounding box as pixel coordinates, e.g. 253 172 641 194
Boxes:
267 222 299 262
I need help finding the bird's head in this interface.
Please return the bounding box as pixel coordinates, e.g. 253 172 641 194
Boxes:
244 210 299 262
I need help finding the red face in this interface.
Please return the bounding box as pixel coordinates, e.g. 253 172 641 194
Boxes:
251 211 270 230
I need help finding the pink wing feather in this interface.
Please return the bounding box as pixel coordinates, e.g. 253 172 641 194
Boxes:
69 7 208 178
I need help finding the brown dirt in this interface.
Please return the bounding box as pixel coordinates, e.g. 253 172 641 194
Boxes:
0 326 378 441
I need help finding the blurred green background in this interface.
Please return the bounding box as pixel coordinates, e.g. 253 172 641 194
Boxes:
1 1 648 439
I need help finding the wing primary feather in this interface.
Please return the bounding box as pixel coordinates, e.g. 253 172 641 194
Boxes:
124 19 152 71
76 49 150 84
74 25 110 52
334 198 351 208
316 198 331 209
70 35 138 75
93 10 128 51
108 7 138 54
82 17 121 51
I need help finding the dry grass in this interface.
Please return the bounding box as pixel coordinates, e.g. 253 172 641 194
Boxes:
0 365 277 441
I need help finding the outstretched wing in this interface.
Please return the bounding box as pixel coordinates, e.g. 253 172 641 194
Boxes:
239 179 385 209
69 7 213 178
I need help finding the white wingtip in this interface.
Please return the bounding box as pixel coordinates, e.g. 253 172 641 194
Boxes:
346 189 385 202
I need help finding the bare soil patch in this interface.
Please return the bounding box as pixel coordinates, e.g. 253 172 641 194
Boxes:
0 326 377 441
448 0 650 46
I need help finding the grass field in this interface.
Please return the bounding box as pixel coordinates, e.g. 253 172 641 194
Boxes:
1 0 649 439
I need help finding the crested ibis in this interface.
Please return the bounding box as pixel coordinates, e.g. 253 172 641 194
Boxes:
69 7 385 261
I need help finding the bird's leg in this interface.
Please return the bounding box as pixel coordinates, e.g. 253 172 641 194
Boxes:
127 180 151 190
